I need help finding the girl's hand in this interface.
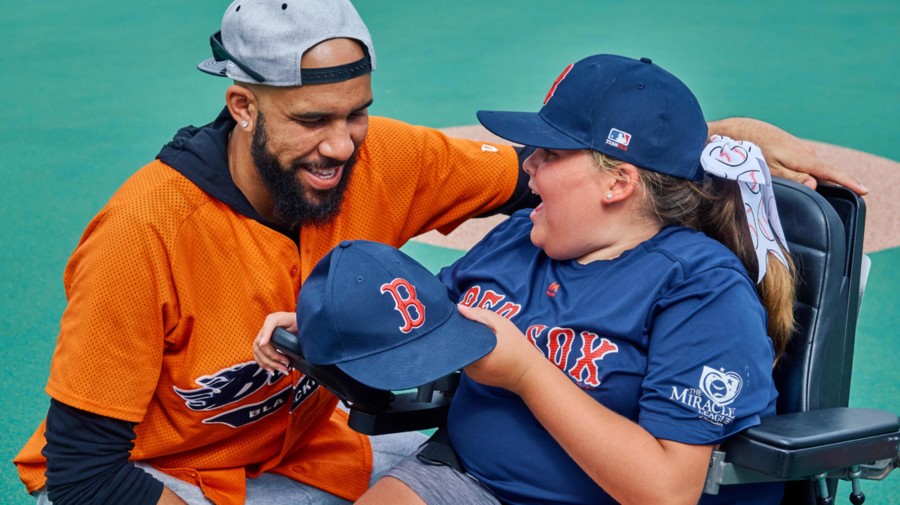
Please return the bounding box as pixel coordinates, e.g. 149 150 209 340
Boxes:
457 304 546 394
253 311 296 374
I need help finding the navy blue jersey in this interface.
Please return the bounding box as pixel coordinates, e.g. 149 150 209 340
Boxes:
439 210 782 505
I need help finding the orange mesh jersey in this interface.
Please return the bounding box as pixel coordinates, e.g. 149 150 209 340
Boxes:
15 115 519 504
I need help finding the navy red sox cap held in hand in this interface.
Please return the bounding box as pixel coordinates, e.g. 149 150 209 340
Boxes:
197 0 375 86
477 54 709 181
297 240 496 391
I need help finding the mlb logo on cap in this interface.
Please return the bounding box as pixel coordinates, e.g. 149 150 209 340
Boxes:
606 128 632 151
297 240 496 391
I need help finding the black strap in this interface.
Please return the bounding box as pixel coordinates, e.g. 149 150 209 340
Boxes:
301 49 373 84
416 428 465 474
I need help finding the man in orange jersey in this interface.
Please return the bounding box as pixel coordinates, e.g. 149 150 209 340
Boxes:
14 0 865 504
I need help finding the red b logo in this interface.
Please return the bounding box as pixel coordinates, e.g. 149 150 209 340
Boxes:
544 64 573 105
380 278 426 333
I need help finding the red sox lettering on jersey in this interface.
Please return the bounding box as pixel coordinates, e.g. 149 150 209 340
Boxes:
381 278 426 333
460 285 521 318
461 285 618 388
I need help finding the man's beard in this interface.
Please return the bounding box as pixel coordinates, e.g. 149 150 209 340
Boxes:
250 112 355 229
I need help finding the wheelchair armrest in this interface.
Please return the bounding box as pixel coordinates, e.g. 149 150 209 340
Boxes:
273 328 395 411
348 372 460 434
348 388 454 435
705 408 900 496
721 408 900 480
272 327 459 435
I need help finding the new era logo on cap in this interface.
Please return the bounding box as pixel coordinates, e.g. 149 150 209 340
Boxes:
296 240 496 390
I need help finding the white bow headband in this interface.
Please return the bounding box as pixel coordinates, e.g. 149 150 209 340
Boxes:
700 135 790 283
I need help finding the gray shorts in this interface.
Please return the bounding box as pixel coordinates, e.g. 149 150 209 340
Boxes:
33 430 427 504
385 452 500 505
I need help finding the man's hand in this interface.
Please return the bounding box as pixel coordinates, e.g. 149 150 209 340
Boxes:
709 117 868 195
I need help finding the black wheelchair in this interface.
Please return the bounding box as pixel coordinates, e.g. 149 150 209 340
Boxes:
274 179 898 504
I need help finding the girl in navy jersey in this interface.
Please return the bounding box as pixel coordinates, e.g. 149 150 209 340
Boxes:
258 54 797 504
353 54 797 505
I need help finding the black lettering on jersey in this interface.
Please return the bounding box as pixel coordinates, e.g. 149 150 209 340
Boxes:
203 386 292 427
291 375 320 412
174 361 282 411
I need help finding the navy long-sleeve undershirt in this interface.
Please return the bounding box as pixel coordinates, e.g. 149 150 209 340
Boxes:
43 399 163 505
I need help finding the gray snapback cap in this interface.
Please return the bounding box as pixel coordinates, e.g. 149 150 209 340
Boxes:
198 0 376 86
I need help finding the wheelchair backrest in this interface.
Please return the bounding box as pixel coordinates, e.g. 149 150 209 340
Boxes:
771 179 867 414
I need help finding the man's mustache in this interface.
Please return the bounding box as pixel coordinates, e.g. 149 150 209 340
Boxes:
292 156 348 172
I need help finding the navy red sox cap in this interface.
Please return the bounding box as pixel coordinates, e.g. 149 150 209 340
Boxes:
477 54 709 181
297 240 496 391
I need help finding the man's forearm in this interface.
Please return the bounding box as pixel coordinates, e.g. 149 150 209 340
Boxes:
44 399 164 505
705 117 867 195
